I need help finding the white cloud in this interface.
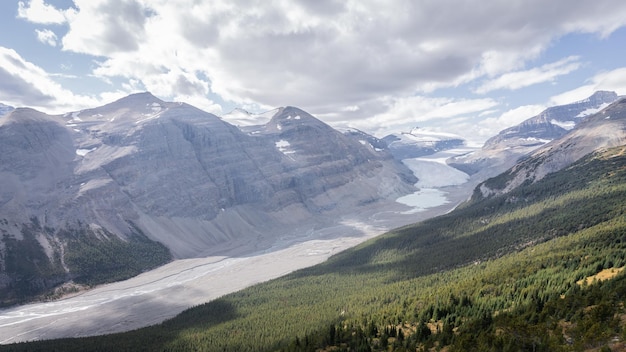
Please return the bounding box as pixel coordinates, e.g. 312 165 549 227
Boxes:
35 29 57 46
549 85 597 106
478 50 539 78
550 67 626 105
340 95 499 136
475 56 582 94
47 0 626 113
480 105 546 133
173 94 222 115
7 0 626 144
62 0 152 55
0 47 109 113
434 104 546 146
17 0 71 24
338 98 547 146
590 68 626 94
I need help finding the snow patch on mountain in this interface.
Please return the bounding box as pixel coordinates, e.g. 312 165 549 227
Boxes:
576 102 611 117
76 148 96 156
550 119 575 130
71 111 82 121
275 140 296 155
135 103 165 124
148 102 162 113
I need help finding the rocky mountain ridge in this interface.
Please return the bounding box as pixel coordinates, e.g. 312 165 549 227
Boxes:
449 91 619 178
0 93 417 304
477 96 626 198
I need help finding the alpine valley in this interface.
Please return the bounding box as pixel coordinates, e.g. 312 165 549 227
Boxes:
0 92 418 305
2 92 626 351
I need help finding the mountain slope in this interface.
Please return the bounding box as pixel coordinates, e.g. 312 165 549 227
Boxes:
449 91 619 178
486 90 617 145
0 93 417 305
9 131 626 351
478 96 626 197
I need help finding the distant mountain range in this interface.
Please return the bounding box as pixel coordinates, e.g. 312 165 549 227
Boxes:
1 90 623 307
223 109 468 161
0 93 416 305
477 95 626 197
449 91 619 178
9 94 626 350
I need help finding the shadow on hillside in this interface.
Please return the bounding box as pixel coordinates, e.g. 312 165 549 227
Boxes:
161 297 239 330
294 190 621 284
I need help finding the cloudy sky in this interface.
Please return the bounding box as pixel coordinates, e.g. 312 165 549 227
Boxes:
1 0 626 144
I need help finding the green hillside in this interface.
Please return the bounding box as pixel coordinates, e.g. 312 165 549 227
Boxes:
4 146 626 351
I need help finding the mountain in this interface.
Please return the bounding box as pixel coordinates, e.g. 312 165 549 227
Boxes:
0 103 13 117
0 93 417 305
477 95 626 197
486 90 618 145
12 100 626 351
381 127 466 160
448 91 619 178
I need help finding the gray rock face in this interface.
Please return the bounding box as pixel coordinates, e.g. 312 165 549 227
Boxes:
449 91 619 178
0 93 416 302
0 108 76 227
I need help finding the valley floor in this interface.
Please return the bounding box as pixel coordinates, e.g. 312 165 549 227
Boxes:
0 149 478 344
